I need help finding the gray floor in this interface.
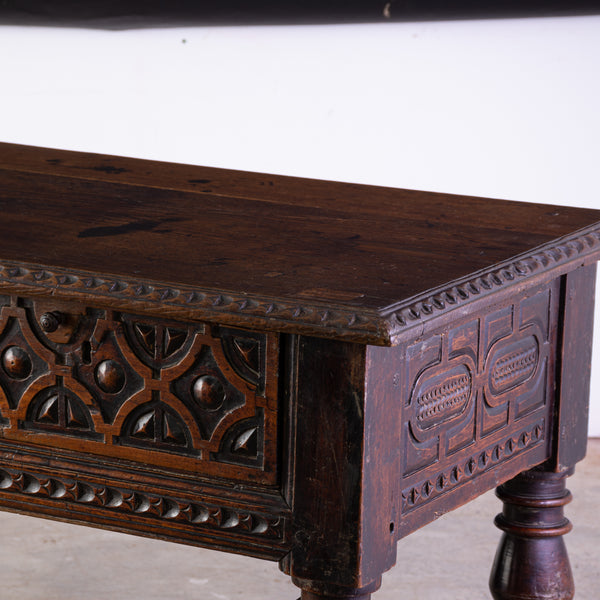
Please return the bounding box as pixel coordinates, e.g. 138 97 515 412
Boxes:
1 440 598 599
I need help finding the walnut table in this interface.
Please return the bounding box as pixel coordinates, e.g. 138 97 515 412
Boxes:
0 142 598 599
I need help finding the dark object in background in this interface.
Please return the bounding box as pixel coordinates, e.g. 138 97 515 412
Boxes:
1 0 599 29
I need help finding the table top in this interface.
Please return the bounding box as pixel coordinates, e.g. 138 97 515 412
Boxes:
1 142 599 345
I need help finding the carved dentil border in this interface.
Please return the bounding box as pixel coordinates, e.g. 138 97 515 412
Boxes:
385 226 600 343
0 262 378 342
0 465 286 542
0 226 598 345
401 419 545 514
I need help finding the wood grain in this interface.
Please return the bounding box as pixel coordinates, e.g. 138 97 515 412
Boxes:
1 142 600 345
0 142 597 598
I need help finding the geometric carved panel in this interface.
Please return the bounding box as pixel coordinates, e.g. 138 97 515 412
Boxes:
24 384 101 440
0 298 279 485
399 281 559 513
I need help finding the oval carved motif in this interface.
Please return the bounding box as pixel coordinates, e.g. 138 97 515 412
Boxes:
489 335 539 396
412 364 472 431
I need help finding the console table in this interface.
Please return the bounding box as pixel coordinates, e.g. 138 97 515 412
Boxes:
0 142 597 599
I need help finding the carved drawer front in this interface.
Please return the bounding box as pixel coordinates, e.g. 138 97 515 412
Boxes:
0 297 279 485
398 281 559 515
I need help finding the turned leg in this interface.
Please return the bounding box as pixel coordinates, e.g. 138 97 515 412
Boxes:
489 468 575 600
298 594 370 600
292 577 380 600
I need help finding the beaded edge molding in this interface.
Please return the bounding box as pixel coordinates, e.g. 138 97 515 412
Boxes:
385 226 600 343
0 465 287 543
0 225 599 345
0 261 379 340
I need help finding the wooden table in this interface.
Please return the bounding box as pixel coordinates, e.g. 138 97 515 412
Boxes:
0 142 597 599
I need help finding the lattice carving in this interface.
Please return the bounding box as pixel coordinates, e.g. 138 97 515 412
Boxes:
0 298 279 484
121 316 198 371
0 316 50 409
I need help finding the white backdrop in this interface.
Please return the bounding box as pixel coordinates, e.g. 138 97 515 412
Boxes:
1 15 599 435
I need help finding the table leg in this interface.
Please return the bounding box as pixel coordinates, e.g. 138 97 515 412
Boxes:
297 592 371 600
489 467 575 600
292 577 380 600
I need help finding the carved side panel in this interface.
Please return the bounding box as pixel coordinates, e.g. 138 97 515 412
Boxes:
397 281 559 517
0 297 279 485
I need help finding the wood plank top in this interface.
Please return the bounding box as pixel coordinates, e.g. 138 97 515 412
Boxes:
1 142 599 345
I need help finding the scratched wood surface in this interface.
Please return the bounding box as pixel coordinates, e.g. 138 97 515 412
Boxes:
0 142 597 600
1 142 600 347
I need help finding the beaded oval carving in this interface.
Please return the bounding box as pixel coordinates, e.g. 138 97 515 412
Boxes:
412 364 472 431
489 335 539 396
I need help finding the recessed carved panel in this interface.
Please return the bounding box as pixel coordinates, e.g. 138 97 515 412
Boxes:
0 316 50 410
488 335 539 397
0 298 279 485
398 281 559 511
24 384 101 440
170 345 247 440
212 413 264 468
412 363 472 432
402 318 478 476
117 397 194 454
485 331 542 411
